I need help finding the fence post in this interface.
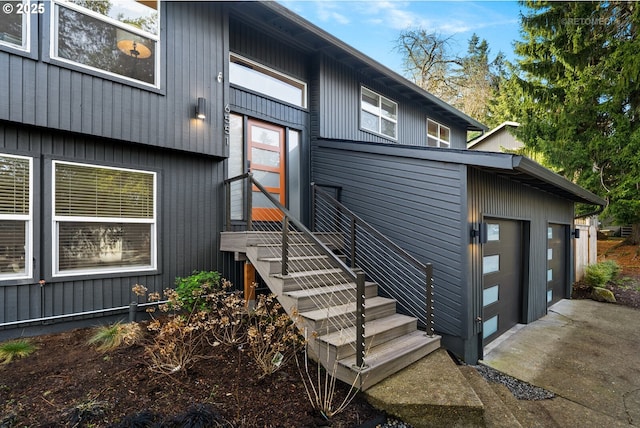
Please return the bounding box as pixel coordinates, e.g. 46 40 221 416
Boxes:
282 216 289 276
354 272 367 369
425 263 435 337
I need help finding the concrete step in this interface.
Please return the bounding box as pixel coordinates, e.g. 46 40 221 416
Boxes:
285 281 378 312
338 330 441 391
365 348 484 427
459 366 523 428
300 296 396 335
316 313 418 364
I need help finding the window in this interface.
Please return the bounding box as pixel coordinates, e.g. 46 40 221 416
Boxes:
427 119 450 148
53 161 156 276
361 87 397 139
229 54 307 108
0 1 30 51
0 153 32 280
51 0 159 87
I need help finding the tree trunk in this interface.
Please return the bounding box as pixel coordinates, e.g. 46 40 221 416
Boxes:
628 223 640 245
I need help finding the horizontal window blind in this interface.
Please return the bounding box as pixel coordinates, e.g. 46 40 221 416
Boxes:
55 162 154 219
0 155 30 215
0 220 26 275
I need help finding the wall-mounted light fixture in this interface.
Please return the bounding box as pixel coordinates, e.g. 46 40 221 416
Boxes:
571 228 581 239
470 222 488 244
196 97 206 120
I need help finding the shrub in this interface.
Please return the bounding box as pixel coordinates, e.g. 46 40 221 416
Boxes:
174 271 222 311
88 321 142 352
0 339 37 364
584 261 621 288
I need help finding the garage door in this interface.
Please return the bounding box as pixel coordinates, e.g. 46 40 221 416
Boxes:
482 219 523 345
547 224 568 306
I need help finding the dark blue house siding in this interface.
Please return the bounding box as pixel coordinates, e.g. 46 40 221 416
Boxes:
317 55 467 148
311 140 467 339
0 2 226 157
0 122 223 327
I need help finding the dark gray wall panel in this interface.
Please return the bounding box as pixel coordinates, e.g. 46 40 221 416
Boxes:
311 140 466 337
0 2 226 157
0 123 224 325
318 56 468 148
229 88 307 128
467 167 574 325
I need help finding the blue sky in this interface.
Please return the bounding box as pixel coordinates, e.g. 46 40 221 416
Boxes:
279 1 524 75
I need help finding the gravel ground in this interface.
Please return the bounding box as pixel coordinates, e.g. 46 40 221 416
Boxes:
473 364 555 400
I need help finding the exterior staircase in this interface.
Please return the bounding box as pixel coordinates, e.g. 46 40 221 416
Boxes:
220 230 441 390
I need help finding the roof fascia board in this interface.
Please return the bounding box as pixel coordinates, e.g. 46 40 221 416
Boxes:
513 157 607 206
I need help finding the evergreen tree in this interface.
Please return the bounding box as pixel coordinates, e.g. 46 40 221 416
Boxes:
514 1 640 243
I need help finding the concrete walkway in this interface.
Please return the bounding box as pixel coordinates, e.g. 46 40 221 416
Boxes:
482 299 640 426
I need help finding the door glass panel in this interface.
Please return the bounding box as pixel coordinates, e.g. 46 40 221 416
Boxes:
483 255 500 274
288 130 301 220
252 191 279 208
483 315 498 339
547 289 553 303
548 227 553 239
483 285 499 307
547 248 553 260
487 224 500 241
229 114 244 220
547 269 553 281
251 125 280 147
252 170 280 188
251 148 280 167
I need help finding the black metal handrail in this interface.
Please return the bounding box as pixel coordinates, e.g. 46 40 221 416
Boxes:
312 183 435 336
224 173 368 368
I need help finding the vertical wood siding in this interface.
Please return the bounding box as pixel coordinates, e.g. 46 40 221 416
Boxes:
467 167 574 325
311 141 466 337
318 56 467 148
0 2 226 157
0 123 223 324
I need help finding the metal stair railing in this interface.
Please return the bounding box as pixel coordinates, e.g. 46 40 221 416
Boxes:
224 173 367 369
312 184 435 336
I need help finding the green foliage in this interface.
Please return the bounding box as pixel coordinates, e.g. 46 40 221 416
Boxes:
174 271 222 311
584 261 621 288
511 1 640 237
0 339 37 364
87 321 142 352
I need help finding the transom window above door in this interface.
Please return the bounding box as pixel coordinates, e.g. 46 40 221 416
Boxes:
229 53 307 108
360 86 398 140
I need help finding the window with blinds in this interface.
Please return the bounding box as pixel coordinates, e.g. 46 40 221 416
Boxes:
0 153 31 280
53 161 156 276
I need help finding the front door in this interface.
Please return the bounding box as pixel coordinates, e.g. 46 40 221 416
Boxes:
247 119 286 221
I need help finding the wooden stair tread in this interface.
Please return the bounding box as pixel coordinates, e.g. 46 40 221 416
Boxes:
339 330 440 370
300 296 394 321
273 268 346 279
318 313 416 346
285 281 375 299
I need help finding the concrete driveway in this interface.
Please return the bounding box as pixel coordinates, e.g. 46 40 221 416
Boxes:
482 299 640 426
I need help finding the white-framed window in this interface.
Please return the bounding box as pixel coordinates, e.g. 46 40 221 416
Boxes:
360 86 397 139
229 54 307 108
0 1 32 51
52 161 157 276
51 0 160 87
427 119 450 148
0 153 32 280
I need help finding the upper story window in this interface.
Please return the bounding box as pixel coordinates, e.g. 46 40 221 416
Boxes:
0 153 32 281
0 1 31 51
52 161 157 277
361 87 397 140
229 54 307 108
51 0 159 87
427 119 450 148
